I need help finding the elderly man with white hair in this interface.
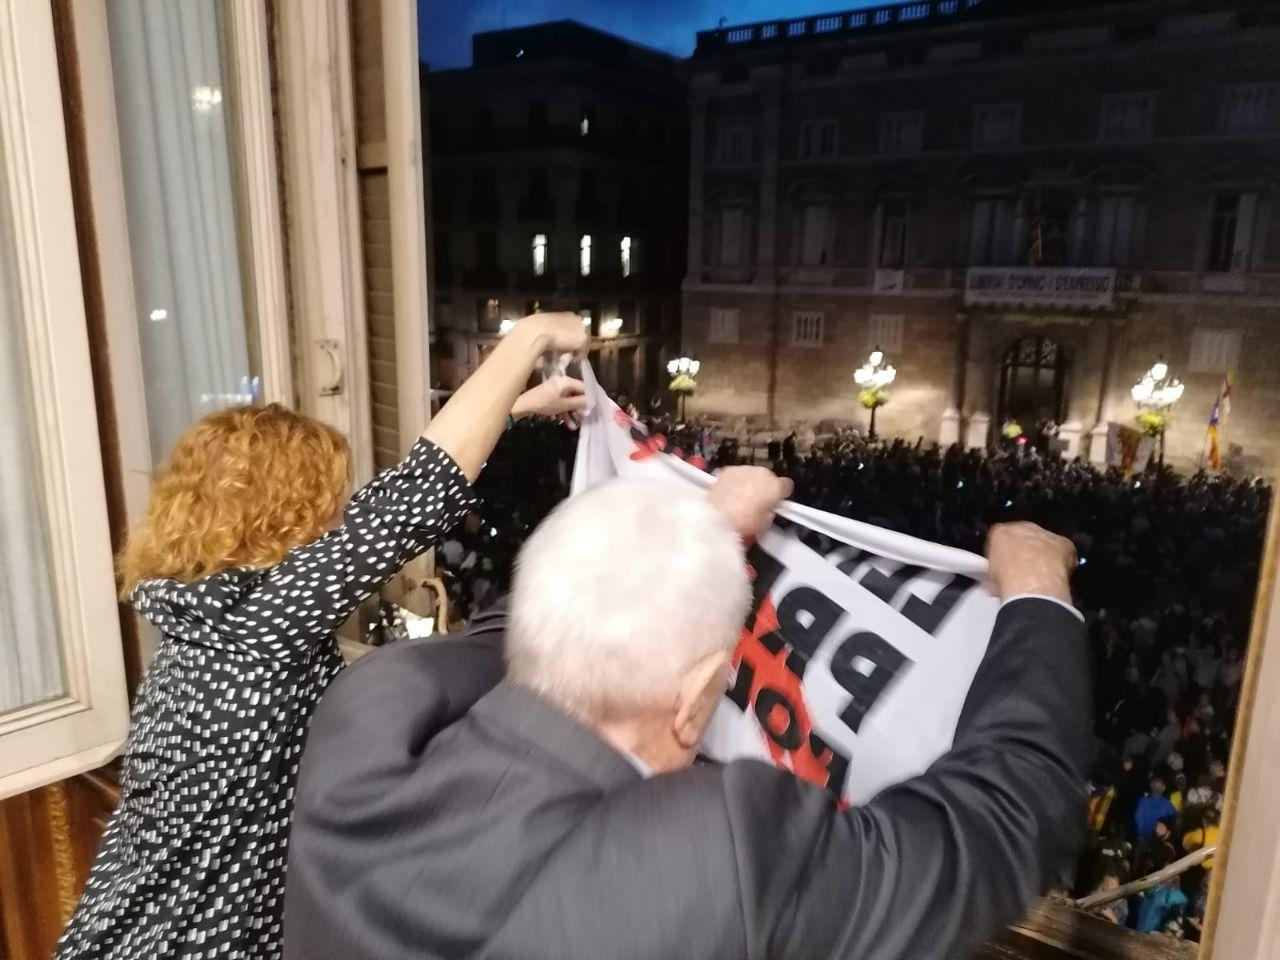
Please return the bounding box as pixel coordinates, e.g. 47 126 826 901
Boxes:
283 467 1090 960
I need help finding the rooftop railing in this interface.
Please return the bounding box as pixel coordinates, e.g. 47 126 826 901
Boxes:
695 0 986 55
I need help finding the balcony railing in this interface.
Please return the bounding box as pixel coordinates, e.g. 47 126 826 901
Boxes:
695 0 986 55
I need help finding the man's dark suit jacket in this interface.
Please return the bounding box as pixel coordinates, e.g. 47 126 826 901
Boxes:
283 598 1090 960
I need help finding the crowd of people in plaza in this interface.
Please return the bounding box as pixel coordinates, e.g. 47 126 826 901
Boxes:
436 413 1271 942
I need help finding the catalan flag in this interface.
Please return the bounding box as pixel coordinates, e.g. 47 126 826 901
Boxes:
1206 373 1233 471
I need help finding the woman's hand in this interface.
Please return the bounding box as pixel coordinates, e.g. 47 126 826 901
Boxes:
511 312 590 357
513 377 588 429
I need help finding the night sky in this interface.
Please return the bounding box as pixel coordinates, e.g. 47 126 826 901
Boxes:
419 0 887 69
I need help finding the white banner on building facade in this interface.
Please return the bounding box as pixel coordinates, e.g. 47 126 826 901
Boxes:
572 364 1000 805
964 267 1117 309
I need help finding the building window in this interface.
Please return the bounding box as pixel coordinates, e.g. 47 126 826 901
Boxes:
579 234 592 276
1093 195 1145 266
876 200 911 269
1189 328 1243 373
972 103 1022 149
969 197 1019 266
579 105 595 137
792 311 825 347
869 314 905 353
879 111 924 156
800 119 838 159
531 233 548 276
716 125 752 164
1219 83 1280 135
1208 193 1259 272
798 204 831 267
717 207 746 266
478 297 501 327
620 236 633 278
1099 92 1157 142
709 307 740 344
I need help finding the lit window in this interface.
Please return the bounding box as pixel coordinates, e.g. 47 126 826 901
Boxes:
485 298 500 322
620 236 632 277
579 234 592 276
532 233 548 276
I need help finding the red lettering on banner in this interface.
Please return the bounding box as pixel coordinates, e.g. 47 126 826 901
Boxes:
731 596 849 802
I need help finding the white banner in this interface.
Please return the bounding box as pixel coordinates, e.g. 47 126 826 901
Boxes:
964 267 1116 309
572 365 1000 804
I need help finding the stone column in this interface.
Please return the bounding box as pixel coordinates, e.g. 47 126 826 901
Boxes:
964 314 996 450
940 313 969 445
1088 319 1122 464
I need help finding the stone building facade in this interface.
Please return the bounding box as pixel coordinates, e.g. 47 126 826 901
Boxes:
427 22 688 405
683 0 1280 473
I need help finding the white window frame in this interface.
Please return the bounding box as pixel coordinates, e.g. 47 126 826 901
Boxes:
1098 92 1157 142
791 310 825 347
579 233 592 276
75 0 303 526
0 0 129 798
708 307 740 344
620 235 632 278
1189 328 1243 374
868 314 905 353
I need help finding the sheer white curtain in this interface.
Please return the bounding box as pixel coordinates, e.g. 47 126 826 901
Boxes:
0 134 65 714
108 0 254 464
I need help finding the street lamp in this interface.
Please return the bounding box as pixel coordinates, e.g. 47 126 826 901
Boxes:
667 355 700 421
1131 357 1184 466
853 346 896 440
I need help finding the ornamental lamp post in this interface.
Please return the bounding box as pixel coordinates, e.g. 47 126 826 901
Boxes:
853 346 896 441
1131 357 1184 466
667 355 700 421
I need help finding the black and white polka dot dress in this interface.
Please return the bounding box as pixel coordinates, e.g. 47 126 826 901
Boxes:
55 440 478 960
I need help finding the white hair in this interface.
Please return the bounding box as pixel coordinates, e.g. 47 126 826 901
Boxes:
508 478 750 720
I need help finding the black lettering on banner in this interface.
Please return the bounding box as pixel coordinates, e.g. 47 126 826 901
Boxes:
726 658 754 710
776 587 843 677
755 687 803 750
900 573 978 636
746 544 786 625
858 562 924 605
809 730 851 797
830 631 912 734
834 550 867 577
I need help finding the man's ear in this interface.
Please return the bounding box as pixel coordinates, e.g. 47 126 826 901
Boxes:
673 650 730 749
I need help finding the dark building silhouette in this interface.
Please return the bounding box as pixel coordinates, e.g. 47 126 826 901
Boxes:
426 22 688 407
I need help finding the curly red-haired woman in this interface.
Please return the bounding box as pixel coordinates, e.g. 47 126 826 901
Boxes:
55 314 587 960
